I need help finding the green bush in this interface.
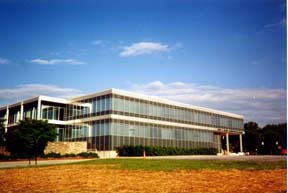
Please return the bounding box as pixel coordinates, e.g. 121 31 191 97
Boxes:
116 145 217 156
9 153 31 160
62 153 76 158
78 152 99 158
41 152 61 158
40 152 99 159
1 151 99 160
0 153 9 160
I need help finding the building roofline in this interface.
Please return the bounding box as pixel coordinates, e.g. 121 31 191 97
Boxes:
39 95 69 104
0 95 70 110
71 88 244 119
0 88 244 119
70 89 113 102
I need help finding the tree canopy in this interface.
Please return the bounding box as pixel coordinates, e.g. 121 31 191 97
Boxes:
0 118 5 146
243 122 287 155
5 119 57 164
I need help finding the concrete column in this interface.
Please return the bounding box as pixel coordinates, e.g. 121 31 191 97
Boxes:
20 102 24 120
88 125 91 137
239 134 243 152
37 97 41 120
226 132 229 154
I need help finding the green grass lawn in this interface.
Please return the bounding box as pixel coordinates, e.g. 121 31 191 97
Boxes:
70 159 287 171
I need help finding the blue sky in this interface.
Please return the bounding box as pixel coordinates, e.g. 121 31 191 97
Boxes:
0 0 286 125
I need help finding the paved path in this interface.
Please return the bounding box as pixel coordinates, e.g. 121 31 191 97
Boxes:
117 155 287 162
145 155 287 161
0 159 93 169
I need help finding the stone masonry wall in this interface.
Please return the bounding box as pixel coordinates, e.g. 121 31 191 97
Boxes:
0 146 10 156
44 142 87 155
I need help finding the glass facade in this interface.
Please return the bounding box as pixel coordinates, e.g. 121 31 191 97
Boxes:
42 105 64 120
23 107 37 119
2 90 244 152
59 125 88 141
111 95 242 130
0 110 5 120
60 119 216 150
23 102 38 120
8 108 21 124
75 94 243 130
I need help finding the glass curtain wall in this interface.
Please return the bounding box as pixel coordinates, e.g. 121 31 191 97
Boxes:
8 108 20 124
111 94 243 130
70 94 243 132
23 107 37 119
0 110 6 120
110 119 215 150
42 105 64 120
60 125 89 141
82 119 216 151
66 94 112 120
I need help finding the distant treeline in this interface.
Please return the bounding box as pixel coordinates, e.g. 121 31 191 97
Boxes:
241 122 287 155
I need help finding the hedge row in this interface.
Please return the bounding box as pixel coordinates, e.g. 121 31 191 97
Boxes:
41 152 99 158
116 145 217 156
0 152 99 160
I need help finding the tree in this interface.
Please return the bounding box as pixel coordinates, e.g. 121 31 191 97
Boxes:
262 123 287 155
243 122 287 155
0 118 5 146
243 122 262 154
5 119 57 165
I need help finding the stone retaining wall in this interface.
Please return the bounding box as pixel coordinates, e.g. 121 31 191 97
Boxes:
97 151 118 158
44 142 87 155
0 146 10 156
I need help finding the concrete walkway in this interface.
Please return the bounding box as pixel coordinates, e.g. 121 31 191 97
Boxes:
145 155 287 161
0 159 93 169
116 155 287 162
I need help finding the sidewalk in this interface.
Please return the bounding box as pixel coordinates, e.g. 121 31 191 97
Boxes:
0 159 93 169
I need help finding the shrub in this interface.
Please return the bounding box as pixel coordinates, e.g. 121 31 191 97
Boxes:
41 152 61 158
62 153 76 158
116 145 217 156
116 145 144 156
0 153 9 160
9 153 31 160
78 152 99 158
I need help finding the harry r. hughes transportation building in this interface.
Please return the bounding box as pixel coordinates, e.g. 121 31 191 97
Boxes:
0 89 244 157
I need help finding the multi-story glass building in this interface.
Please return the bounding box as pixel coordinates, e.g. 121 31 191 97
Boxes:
0 89 244 156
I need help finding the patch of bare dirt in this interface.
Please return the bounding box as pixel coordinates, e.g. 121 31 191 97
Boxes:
0 165 286 193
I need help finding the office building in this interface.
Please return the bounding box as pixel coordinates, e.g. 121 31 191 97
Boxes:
0 89 244 156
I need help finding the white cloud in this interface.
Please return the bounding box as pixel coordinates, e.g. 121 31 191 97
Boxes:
31 58 86 65
0 84 83 106
119 42 170 57
265 18 286 28
129 81 286 126
0 57 9 64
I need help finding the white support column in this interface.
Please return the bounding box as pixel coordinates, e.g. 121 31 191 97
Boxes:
239 134 243 152
37 97 41 120
88 125 92 137
20 102 24 120
226 132 229 154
